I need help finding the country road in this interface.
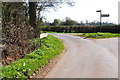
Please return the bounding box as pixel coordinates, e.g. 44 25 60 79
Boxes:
45 33 118 78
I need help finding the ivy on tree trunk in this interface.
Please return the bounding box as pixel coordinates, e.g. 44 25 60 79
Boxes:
29 2 37 38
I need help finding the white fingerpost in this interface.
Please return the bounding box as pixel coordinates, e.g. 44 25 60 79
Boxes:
40 33 48 39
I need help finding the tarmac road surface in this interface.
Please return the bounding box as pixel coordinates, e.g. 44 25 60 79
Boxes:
45 33 118 78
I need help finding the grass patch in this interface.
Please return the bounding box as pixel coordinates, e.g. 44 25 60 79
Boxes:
44 31 120 39
71 32 120 39
1 35 64 78
42 31 58 33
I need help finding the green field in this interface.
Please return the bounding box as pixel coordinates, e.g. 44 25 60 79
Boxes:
1 35 64 78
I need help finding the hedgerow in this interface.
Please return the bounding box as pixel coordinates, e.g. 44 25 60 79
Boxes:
42 25 120 33
1 35 64 78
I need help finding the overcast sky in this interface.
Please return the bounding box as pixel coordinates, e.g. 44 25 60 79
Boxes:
42 0 119 24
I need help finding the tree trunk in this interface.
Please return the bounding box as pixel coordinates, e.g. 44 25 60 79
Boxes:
29 2 37 38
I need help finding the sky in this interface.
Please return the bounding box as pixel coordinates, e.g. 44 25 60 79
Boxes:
42 0 119 24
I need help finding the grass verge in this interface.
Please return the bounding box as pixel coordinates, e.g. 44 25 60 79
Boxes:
70 32 120 39
44 31 120 39
1 35 64 78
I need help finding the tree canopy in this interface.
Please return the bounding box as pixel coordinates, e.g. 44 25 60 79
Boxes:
63 17 77 26
52 19 61 26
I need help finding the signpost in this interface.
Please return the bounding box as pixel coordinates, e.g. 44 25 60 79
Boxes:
96 10 101 12
96 10 102 26
96 10 110 26
101 14 110 17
